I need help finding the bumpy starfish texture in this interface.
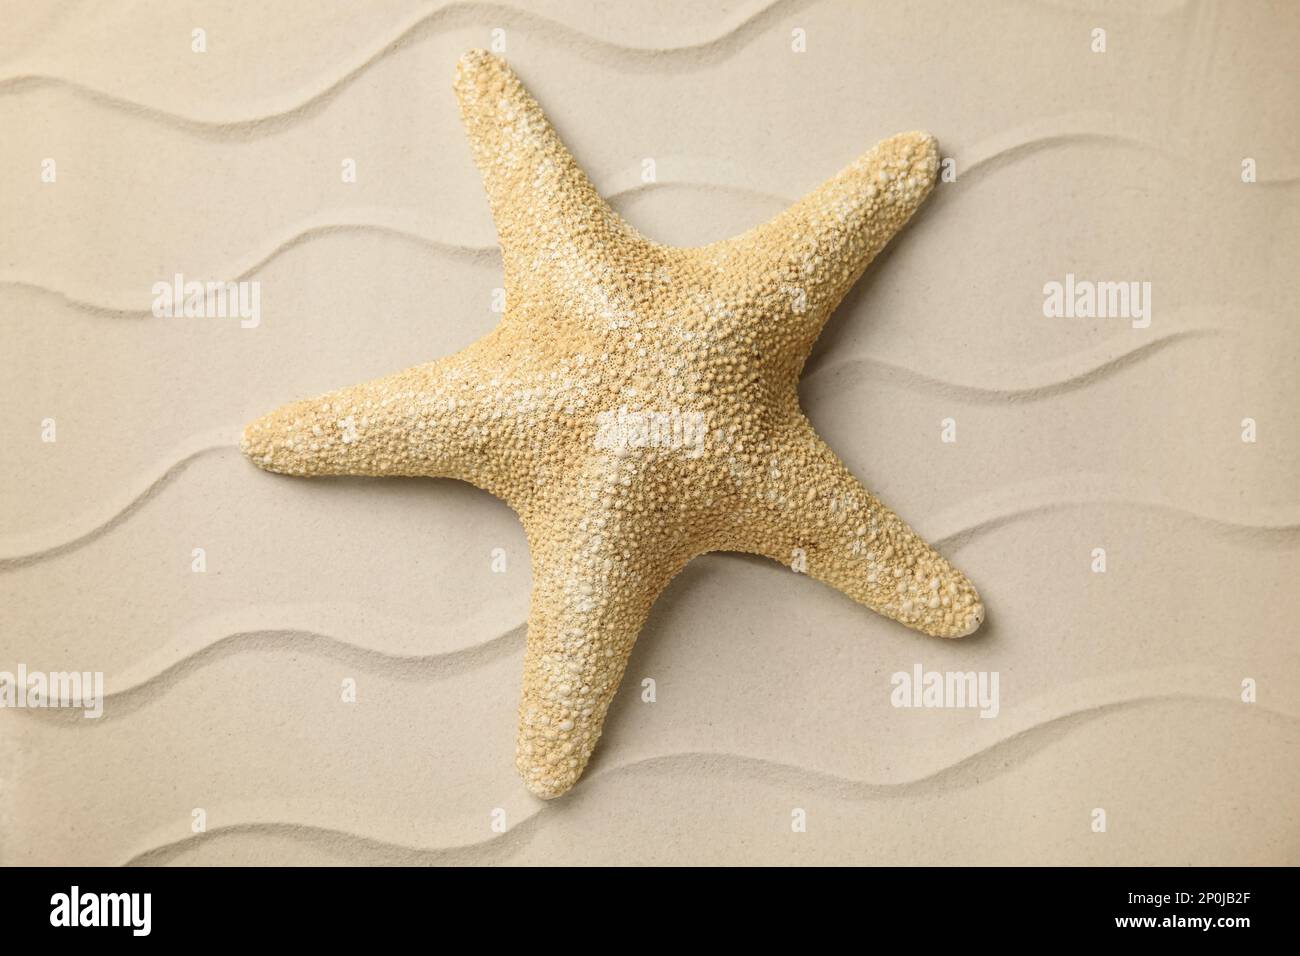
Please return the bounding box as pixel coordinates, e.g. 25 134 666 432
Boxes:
243 50 984 798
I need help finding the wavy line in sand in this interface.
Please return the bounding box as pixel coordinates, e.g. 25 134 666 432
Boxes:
0 0 822 137
952 121 1299 187
0 0 1214 143
7 109 1296 316
926 476 1300 551
3 6 1290 193
125 815 541 867
119 694 1296 865
0 429 236 572
19 622 526 724
804 326 1229 403
0 218 499 318
935 499 1300 551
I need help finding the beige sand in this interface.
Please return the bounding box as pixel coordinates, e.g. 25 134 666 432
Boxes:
1 0 1297 863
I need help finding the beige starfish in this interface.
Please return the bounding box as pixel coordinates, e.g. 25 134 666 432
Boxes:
242 50 984 798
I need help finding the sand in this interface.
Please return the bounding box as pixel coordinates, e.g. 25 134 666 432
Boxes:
0 0 1297 864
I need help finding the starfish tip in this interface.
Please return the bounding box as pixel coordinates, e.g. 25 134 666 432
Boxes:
520 769 578 801
889 130 940 181
239 416 273 469
454 48 506 86
240 402 310 474
954 601 986 638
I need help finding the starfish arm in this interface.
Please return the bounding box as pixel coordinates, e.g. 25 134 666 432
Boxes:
725 416 983 638
515 462 695 798
240 338 513 493
454 50 647 301
704 132 940 369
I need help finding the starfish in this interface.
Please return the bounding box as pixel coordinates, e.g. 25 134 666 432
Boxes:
242 50 984 798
